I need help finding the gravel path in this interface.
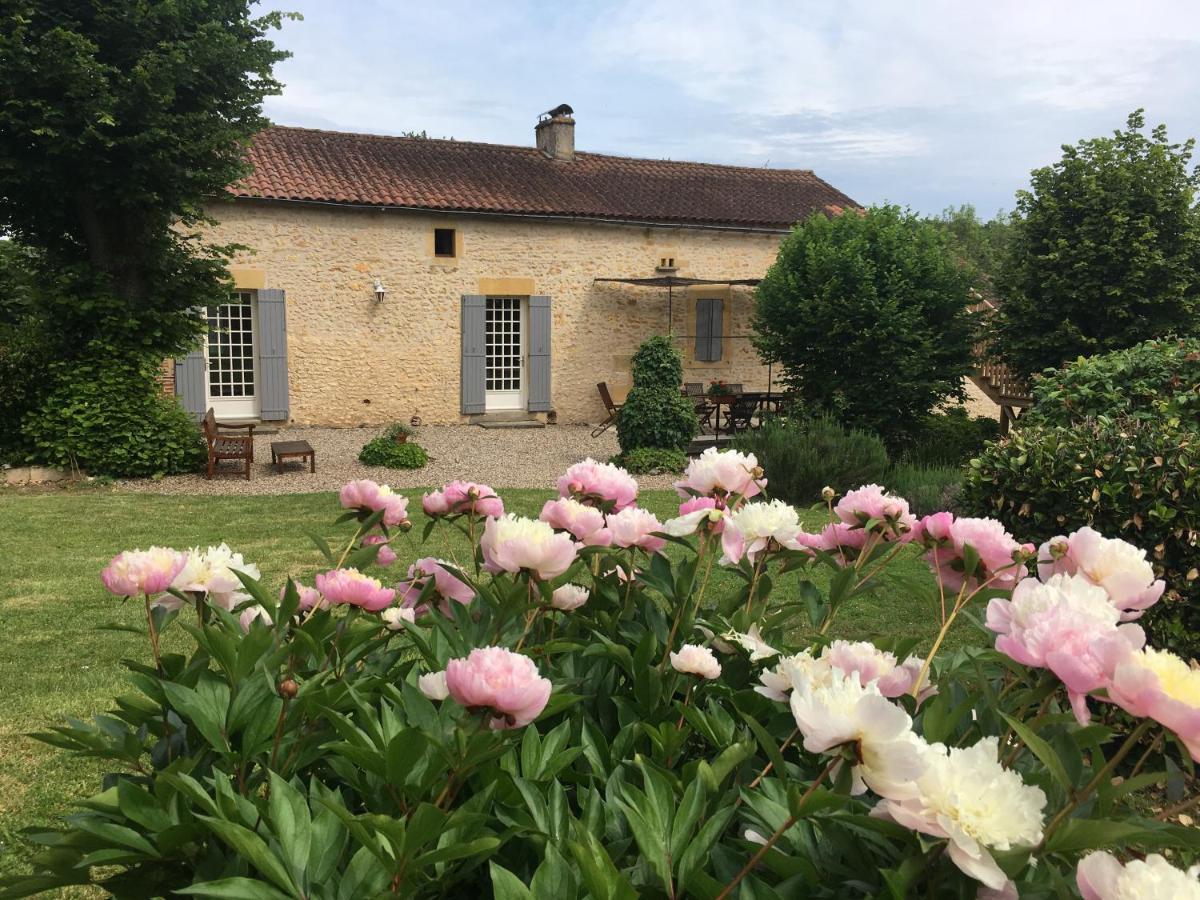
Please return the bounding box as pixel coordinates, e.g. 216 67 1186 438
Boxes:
115 425 678 496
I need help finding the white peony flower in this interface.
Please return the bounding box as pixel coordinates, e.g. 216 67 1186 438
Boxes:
756 650 831 701
418 670 450 701
878 737 1046 890
721 499 805 564
670 644 722 679
789 670 926 801
168 543 261 611
1077 850 1200 900
550 584 590 611
722 624 779 662
380 607 416 631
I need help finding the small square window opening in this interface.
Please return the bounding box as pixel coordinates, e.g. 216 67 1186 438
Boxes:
434 228 456 258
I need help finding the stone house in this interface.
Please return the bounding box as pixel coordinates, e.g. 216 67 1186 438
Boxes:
175 110 864 426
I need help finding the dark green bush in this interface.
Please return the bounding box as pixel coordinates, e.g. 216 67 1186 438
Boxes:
615 447 688 475
24 354 206 477
960 418 1200 656
900 408 1001 466
359 437 428 469
734 415 889 505
886 463 963 515
616 336 697 454
0 318 48 464
1022 337 1200 428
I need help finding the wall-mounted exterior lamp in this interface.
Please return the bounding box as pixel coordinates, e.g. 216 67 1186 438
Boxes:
373 277 387 303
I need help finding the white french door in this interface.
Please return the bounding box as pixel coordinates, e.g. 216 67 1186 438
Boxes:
485 297 526 411
205 291 260 419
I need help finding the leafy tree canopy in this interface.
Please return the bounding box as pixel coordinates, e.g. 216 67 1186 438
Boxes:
0 0 291 356
928 204 1012 287
994 110 1200 376
753 205 979 449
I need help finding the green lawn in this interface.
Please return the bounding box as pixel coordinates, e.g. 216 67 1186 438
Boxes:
0 488 967 882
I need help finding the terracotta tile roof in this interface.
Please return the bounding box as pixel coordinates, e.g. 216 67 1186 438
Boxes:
231 125 858 230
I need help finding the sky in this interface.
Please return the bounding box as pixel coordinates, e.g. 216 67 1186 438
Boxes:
261 0 1200 217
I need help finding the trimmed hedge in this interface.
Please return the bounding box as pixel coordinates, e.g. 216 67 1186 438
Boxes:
1023 337 1200 428
616 336 697 455
615 447 688 475
960 418 1200 656
24 355 206 477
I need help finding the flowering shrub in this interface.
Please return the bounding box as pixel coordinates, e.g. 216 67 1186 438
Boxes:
6 455 1200 898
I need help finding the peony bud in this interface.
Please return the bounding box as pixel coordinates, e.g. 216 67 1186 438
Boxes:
821 486 836 501
278 679 299 699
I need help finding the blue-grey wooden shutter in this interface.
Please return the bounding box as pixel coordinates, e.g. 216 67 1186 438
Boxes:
257 289 290 421
695 298 724 362
175 347 207 418
527 295 552 412
461 295 486 414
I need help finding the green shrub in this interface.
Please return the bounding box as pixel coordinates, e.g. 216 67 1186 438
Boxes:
0 318 48 464
900 408 1001 466
886 463 963 515
734 415 889 505
960 418 1200 656
1022 337 1200 428
616 336 697 454
359 437 428 469
24 354 206 477
615 447 688 475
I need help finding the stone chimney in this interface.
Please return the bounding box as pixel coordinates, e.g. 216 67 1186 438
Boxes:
536 104 575 162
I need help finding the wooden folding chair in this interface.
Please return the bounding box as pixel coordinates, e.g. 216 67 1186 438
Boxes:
202 408 255 480
591 382 622 437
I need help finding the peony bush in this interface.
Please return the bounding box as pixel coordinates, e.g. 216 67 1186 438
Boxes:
4 454 1200 899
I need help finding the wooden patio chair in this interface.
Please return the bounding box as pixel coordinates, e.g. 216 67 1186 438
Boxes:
723 393 760 434
683 381 716 431
202 408 255 480
591 382 622 437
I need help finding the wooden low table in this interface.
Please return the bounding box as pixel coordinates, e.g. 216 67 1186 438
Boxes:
271 440 316 474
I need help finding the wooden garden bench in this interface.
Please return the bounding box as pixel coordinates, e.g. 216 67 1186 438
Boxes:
202 408 255 480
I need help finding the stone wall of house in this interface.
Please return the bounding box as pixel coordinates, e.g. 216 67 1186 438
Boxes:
204 201 783 426
202 200 1001 427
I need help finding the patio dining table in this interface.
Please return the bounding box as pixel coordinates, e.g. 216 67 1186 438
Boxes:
692 391 781 441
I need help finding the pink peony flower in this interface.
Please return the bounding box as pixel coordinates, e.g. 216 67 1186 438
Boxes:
339 480 410 527
314 568 396 612
539 497 612 546
1077 851 1200 899
419 670 450 700
1037 526 1165 620
282 581 328 613
421 480 504 519
396 557 474 614
674 447 765 503
833 484 917 541
362 535 397 567
821 640 934 701
101 547 188 597
481 515 580 581
550 584 590 611
239 605 273 632
986 573 1145 723
664 496 726 537
606 506 667 553
1095 641 1200 761
921 515 1030 593
445 647 552 728
557 458 638 511
670 644 722 679
912 510 955 544
795 522 868 565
